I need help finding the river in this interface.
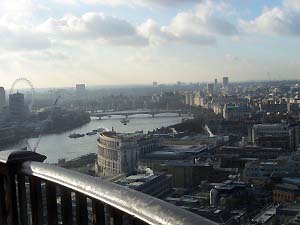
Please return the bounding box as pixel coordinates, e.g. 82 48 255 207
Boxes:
20 114 183 163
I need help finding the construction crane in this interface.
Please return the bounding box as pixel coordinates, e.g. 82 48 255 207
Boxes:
27 95 62 152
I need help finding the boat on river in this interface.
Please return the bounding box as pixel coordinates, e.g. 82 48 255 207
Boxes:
69 133 85 138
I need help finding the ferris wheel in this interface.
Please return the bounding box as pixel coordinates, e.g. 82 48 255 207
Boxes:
10 78 35 111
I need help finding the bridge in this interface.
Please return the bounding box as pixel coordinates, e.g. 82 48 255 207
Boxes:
0 150 216 225
89 109 191 119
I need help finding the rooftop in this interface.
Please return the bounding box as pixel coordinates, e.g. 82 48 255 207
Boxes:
142 145 208 160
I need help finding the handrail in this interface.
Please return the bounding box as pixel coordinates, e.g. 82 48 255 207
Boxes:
20 161 217 225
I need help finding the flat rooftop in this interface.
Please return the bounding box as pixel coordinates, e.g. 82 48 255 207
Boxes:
142 145 208 160
115 172 169 189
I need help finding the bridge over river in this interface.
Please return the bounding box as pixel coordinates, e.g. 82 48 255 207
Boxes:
89 109 191 119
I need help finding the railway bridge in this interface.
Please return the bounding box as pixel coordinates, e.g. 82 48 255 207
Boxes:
89 109 191 119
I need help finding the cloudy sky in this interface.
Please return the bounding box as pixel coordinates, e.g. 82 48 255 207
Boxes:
0 0 300 88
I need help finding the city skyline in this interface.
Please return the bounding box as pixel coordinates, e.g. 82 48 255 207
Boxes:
0 0 300 88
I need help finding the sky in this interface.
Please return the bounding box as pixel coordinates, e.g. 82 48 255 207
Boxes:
0 0 300 88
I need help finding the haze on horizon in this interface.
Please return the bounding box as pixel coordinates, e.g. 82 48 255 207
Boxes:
0 0 300 89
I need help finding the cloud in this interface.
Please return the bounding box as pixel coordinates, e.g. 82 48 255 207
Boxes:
139 0 236 46
225 54 239 62
0 26 51 52
60 0 201 7
240 0 300 36
38 13 148 46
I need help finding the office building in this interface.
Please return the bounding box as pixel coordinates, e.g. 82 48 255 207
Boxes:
207 83 214 94
223 104 252 121
96 131 159 178
0 87 5 107
250 123 300 151
76 84 86 95
115 171 172 198
9 93 25 121
223 77 229 89
243 151 300 182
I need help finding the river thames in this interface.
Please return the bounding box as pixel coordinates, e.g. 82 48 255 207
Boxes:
22 114 182 163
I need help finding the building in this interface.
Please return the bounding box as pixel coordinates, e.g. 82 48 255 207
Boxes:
216 145 287 160
223 77 229 89
243 151 300 182
207 83 214 94
76 84 86 95
214 78 218 90
210 180 249 207
0 87 5 107
223 104 252 121
96 131 159 178
250 123 300 151
115 170 172 198
163 161 229 188
260 103 288 114
250 205 278 225
9 92 25 121
193 92 201 106
139 144 209 171
185 92 190 105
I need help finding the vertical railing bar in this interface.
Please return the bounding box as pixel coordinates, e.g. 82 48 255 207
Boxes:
75 192 88 225
4 173 19 225
108 206 123 225
29 176 44 225
61 187 73 225
0 176 7 225
46 181 58 225
17 175 28 225
92 200 105 225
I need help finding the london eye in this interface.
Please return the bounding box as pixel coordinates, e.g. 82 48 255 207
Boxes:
10 78 35 111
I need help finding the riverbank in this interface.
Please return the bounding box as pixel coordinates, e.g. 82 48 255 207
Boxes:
0 110 91 148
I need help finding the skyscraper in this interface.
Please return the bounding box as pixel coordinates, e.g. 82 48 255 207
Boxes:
9 93 25 121
0 87 5 107
207 83 214 94
223 77 229 89
76 84 86 96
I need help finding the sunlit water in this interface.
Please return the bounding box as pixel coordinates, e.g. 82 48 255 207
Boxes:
22 114 182 163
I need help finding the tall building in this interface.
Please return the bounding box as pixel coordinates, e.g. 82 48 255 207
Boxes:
0 87 5 107
185 92 190 105
9 93 25 121
207 83 214 94
189 92 193 106
76 84 86 95
222 77 229 89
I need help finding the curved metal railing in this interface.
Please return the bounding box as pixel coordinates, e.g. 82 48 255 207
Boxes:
0 150 217 225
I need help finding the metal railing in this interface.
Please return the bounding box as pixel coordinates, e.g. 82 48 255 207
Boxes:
0 150 217 225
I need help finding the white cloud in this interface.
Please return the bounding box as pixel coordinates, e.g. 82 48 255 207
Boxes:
240 1 300 36
0 23 51 52
38 13 148 46
284 0 300 11
59 0 201 7
139 0 236 46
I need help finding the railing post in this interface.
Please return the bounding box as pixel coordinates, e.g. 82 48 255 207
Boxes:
17 175 28 225
46 181 58 225
0 150 47 225
92 200 105 225
0 176 7 225
75 193 88 225
61 188 73 225
108 207 123 225
29 177 44 225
